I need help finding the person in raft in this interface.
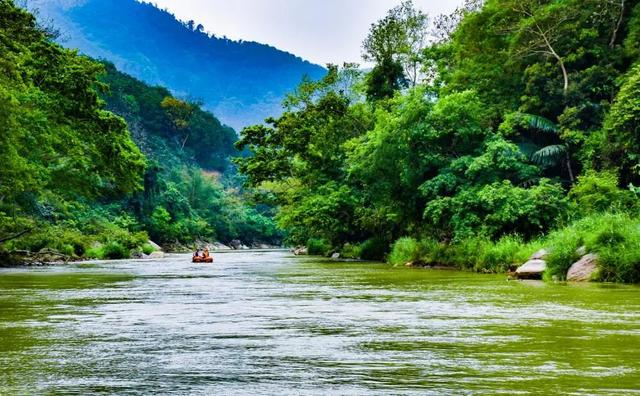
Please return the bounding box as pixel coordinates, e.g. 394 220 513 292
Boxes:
193 249 202 259
203 248 210 259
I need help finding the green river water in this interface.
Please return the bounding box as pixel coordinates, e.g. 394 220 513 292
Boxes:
0 251 639 395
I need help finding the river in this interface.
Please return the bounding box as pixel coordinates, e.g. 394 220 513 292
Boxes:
1 251 639 395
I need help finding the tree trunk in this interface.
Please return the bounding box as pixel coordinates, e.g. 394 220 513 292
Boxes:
609 0 625 48
566 151 575 183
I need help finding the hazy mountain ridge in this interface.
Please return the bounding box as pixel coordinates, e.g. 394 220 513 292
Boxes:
30 0 326 130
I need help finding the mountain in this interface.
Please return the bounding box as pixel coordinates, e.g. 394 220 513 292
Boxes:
29 0 326 130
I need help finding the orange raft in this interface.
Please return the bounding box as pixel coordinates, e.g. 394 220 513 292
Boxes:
192 256 213 263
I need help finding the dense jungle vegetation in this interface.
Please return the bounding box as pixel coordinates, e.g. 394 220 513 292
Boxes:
236 0 640 282
0 0 278 263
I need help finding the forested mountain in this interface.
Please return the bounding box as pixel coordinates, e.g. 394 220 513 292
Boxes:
0 1 278 264
236 0 640 282
28 0 326 129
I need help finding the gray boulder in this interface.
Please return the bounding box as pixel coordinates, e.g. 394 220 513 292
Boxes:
530 249 549 260
147 240 162 251
331 253 340 260
515 259 547 279
567 254 599 282
293 247 308 256
148 251 165 259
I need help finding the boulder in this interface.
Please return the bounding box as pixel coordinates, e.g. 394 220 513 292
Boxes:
212 242 232 250
148 251 165 259
530 249 549 260
293 246 308 256
230 239 243 250
515 259 547 279
567 254 599 282
331 253 340 260
147 240 162 251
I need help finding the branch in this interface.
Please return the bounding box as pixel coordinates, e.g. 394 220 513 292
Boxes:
0 229 32 244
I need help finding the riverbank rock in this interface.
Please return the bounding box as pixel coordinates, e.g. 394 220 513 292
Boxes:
530 249 549 260
331 253 340 260
211 242 232 250
148 240 162 251
515 259 547 279
567 254 599 282
148 251 165 259
293 247 308 256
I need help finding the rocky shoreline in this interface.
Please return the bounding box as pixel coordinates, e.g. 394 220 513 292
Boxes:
0 239 284 267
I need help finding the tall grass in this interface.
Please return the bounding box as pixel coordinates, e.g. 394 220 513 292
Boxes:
388 213 640 283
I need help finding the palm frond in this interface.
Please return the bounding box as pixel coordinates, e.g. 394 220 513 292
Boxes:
531 144 566 165
521 113 559 134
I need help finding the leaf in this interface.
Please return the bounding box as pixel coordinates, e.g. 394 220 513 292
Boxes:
522 113 559 135
531 144 567 165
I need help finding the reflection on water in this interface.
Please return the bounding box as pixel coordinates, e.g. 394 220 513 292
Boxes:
0 251 639 395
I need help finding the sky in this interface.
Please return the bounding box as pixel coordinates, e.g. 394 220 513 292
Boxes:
147 0 463 66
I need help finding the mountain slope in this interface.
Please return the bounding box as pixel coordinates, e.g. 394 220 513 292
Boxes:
30 0 326 130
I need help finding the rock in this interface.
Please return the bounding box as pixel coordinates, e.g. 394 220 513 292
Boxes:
230 239 242 250
240 245 251 250
331 253 340 260
293 246 308 256
530 249 549 260
148 251 165 259
130 251 144 259
147 240 162 251
212 242 232 250
576 245 587 257
515 259 547 279
567 254 599 282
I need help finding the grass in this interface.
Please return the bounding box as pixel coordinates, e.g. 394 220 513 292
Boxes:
387 213 640 283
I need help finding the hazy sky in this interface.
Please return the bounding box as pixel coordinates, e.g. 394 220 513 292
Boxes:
147 0 462 65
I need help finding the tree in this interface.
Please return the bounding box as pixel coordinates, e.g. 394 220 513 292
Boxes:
602 64 640 185
161 96 194 150
362 0 431 89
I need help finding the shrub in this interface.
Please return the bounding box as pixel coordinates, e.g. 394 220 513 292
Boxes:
359 237 389 261
388 237 427 266
476 235 534 273
101 241 129 260
569 170 637 214
307 238 331 256
142 243 155 255
544 213 640 282
340 243 362 259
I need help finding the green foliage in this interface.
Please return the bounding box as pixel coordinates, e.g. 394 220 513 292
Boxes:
101 241 129 260
544 213 640 282
0 2 279 260
388 238 427 266
359 237 390 261
307 238 331 256
569 171 637 214
340 243 362 260
602 64 640 186
141 243 155 255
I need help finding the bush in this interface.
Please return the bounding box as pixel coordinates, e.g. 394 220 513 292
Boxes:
142 243 156 255
340 243 362 259
101 241 130 260
388 237 428 266
476 236 534 273
569 170 637 214
544 213 640 282
307 238 331 256
359 237 389 261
